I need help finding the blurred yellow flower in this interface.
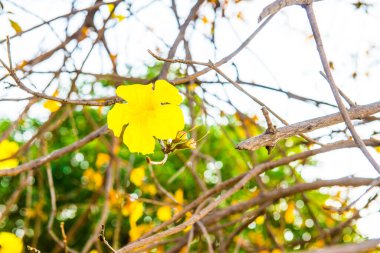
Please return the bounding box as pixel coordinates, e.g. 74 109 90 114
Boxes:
179 246 188 253
285 202 295 224
129 223 152 242
0 232 23 253
174 189 184 204
82 168 103 190
89 250 98 253
107 80 184 154
157 206 172 221
157 245 165 253
255 215 265 225
95 153 110 168
43 90 61 112
141 183 157 196
183 212 192 232
0 140 19 170
109 189 123 208
130 167 145 186
129 201 144 225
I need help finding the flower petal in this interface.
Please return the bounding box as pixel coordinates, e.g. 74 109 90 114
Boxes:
123 123 156 154
107 103 131 137
116 84 154 105
0 159 18 170
151 104 184 140
154 80 182 105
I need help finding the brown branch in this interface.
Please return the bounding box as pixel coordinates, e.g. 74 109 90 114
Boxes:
117 138 380 252
204 177 377 227
150 51 321 146
80 138 115 253
0 0 123 44
237 101 380 150
99 225 117 253
60 222 68 253
140 138 378 244
148 164 179 204
44 142 77 253
319 72 356 107
221 202 270 251
158 0 205 79
295 238 380 253
0 173 32 222
196 221 214 253
0 125 108 177
304 3 380 174
258 0 315 22
27 246 41 253
171 14 275 85
0 98 37 142
0 60 123 106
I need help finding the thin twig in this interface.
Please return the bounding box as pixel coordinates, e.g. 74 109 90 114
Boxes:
304 3 380 174
0 125 108 177
171 15 276 85
99 225 117 253
196 221 214 253
60 222 68 253
27 246 41 253
148 164 179 204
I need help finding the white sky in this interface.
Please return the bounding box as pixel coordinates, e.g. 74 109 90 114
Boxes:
1 0 380 239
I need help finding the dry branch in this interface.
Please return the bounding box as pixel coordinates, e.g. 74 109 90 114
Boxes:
296 238 380 253
0 125 108 177
258 0 314 22
236 101 380 151
304 3 380 174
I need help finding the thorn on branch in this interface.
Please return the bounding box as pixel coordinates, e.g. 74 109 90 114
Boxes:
262 106 277 154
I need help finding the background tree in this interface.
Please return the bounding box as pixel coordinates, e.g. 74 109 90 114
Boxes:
0 0 379 252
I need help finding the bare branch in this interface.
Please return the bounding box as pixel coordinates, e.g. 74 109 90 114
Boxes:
237 101 380 151
296 238 380 253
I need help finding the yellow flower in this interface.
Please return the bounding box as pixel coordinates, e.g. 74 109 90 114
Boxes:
107 80 184 154
285 202 295 224
130 167 145 186
183 212 192 232
43 90 61 112
109 189 124 208
0 232 23 253
95 153 110 168
129 223 151 242
157 206 172 221
82 168 103 190
255 215 265 225
140 183 157 196
157 245 165 253
175 189 184 204
0 140 19 170
129 201 144 225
